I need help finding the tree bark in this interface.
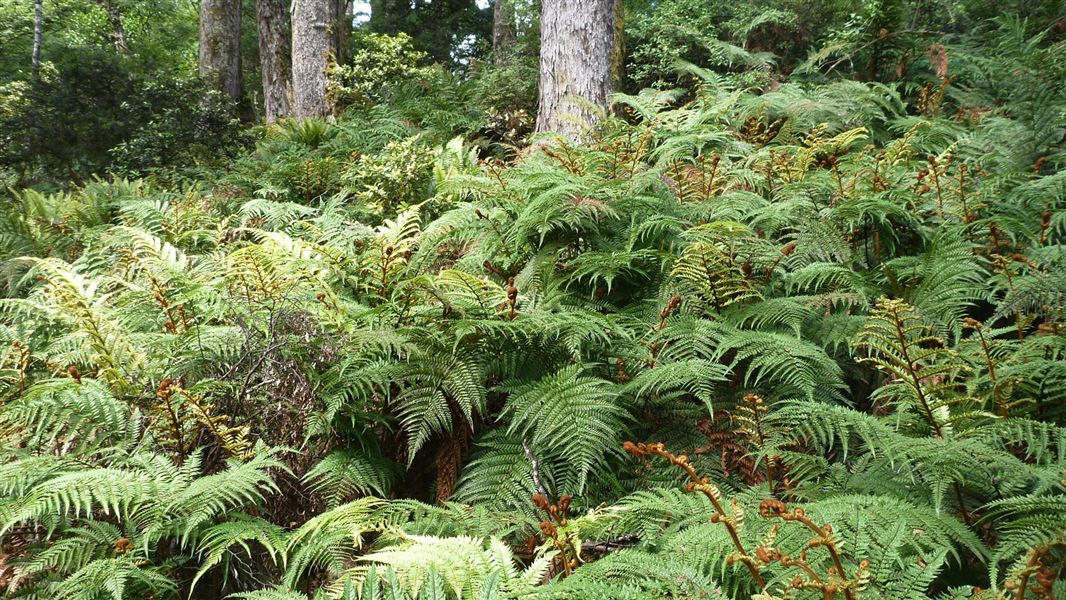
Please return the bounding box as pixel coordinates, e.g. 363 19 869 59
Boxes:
492 0 516 63
535 0 617 138
199 0 243 101
291 0 339 118
255 0 291 122
333 0 350 65
96 0 128 52
32 0 42 78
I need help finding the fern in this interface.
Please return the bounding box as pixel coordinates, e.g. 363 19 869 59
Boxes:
2 25 1065 598
501 366 625 495
855 298 969 438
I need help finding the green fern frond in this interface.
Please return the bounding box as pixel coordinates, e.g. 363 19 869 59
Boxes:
304 450 399 504
855 298 970 437
501 366 625 494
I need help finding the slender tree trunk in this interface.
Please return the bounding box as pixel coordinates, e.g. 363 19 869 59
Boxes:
32 0 43 78
255 0 291 122
535 0 617 138
334 0 350 65
199 0 244 101
492 0 516 63
291 0 339 118
96 0 128 52
613 2 625 89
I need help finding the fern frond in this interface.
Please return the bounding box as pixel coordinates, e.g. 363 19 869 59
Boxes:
502 366 625 494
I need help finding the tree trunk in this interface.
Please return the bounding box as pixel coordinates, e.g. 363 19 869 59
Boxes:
291 0 338 118
96 0 128 52
492 0 516 63
199 0 243 101
333 0 350 65
535 0 617 138
32 0 42 78
255 0 291 122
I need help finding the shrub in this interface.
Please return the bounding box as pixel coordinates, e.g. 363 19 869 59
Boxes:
328 32 435 111
0 51 248 187
343 136 436 215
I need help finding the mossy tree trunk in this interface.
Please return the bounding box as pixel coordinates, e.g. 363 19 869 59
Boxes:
291 0 339 118
198 0 243 101
535 0 618 138
255 0 291 122
492 0 517 63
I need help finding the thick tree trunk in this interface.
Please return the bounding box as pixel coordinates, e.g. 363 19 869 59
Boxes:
32 0 42 77
199 0 243 101
255 0 291 122
535 0 617 138
96 0 128 52
291 0 338 118
492 0 516 63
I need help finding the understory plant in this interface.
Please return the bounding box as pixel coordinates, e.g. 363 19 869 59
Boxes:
1 25 1065 600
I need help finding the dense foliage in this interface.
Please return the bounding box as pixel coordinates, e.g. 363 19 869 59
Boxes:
2 1 1066 599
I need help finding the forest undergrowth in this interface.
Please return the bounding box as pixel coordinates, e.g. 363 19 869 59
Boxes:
1 18 1065 600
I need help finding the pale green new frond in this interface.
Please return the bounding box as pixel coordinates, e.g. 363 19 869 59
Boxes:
431 269 508 319
107 225 194 275
287 497 387 552
51 556 177 600
0 377 137 451
671 241 762 313
531 548 723 599
346 534 547 600
230 590 310 600
3 467 161 531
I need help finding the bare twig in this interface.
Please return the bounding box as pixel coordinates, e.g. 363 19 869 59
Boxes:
523 439 549 498
580 534 640 553
822 29 941 76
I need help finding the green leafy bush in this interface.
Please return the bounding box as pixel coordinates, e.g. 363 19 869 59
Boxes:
625 0 726 90
344 136 436 214
0 57 248 186
329 32 435 111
